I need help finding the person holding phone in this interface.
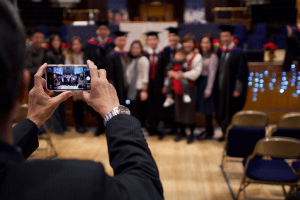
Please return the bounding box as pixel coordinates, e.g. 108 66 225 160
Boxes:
65 36 88 134
0 2 163 198
45 34 68 135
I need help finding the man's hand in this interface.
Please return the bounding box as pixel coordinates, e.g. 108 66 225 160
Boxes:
83 60 120 118
232 91 241 98
140 91 148 101
204 93 210 99
26 63 74 127
167 71 175 79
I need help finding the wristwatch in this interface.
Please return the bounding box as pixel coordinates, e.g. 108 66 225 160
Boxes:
103 105 131 126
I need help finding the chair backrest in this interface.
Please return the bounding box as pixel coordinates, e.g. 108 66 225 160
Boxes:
277 112 300 129
234 25 247 35
254 23 267 36
37 24 49 38
253 137 300 159
226 126 266 158
231 110 269 127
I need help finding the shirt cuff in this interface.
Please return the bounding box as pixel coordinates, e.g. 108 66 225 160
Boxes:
234 80 243 94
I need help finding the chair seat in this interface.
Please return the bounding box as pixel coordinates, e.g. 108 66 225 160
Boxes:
246 158 298 182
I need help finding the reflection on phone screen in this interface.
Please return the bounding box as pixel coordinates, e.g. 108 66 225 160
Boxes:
46 66 91 90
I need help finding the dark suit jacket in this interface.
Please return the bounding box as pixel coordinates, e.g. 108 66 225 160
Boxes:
0 115 164 200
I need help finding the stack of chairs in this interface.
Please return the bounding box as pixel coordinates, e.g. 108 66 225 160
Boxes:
234 25 248 50
233 112 300 199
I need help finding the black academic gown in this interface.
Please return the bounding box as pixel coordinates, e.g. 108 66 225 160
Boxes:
106 52 127 105
283 28 300 72
85 36 115 69
146 49 170 122
214 48 249 130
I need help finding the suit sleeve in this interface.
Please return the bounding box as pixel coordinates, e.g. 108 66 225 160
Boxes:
234 52 249 93
104 114 164 200
13 118 39 159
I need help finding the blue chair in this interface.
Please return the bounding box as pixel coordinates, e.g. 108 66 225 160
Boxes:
236 137 300 200
221 111 269 174
271 112 300 139
234 25 247 49
247 23 267 50
60 25 68 43
37 24 49 39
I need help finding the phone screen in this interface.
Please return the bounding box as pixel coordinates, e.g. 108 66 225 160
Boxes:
46 65 91 91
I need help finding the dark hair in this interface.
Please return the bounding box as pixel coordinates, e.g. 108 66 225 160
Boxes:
181 34 196 50
0 1 26 118
49 34 62 53
31 28 44 38
129 40 144 57
200 33 214 56
175 48 186 55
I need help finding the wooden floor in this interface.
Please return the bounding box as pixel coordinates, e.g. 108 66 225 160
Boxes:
31 128 286 200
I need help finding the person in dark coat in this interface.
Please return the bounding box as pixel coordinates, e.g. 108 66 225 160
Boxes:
106 31 128 106
196 33 218 140
45 34 68 135
214 25 249 142
25 29 46 90
0 3 163 197
144 31 168 137
283 25 300 72
159 27 183 138
85 21 115 136
85 21 115 69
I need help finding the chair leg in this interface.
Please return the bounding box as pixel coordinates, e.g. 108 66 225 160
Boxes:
282 185 287 197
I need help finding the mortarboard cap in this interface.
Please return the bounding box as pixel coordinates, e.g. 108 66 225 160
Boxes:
145 31 160 37
113 31 128 37
96 21 109 27
166 27 181 35
218 25 235 34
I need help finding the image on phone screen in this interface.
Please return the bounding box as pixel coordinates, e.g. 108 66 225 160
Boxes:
46 66 91 91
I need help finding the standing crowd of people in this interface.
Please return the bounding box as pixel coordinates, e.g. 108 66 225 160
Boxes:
25 21 249 143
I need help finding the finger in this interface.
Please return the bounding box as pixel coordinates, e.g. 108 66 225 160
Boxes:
99 69 107 80
41 79 51 95
34 63 47 87
87 60 99 80
52 91 74 105
83 91 91 103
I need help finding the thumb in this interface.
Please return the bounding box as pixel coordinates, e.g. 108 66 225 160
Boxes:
52 91 74 105
83 91 91 103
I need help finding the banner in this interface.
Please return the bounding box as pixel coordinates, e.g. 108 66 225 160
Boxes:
184 0 206 24
119 22 178 51
107 0 129 25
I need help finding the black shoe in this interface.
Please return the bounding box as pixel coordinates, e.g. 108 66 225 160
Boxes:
187 134 195 144
217 136 225 142
158 131 164 140
174 133 186 142
76 127 88 134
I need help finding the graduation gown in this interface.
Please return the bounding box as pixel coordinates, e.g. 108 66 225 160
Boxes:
145 48 170 121
214 45 249 128
85 36 115 69
283 27 300 72
106 49 127 105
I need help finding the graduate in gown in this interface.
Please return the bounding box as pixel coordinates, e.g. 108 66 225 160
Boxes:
283 25 300 72
106 31 128 106
85 21 115 69
160 27 183 138
144 31 168 137
214 25 249 142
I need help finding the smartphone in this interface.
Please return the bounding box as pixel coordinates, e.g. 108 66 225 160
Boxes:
46 65 91 91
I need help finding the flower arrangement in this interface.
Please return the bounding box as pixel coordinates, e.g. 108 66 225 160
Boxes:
43 42 71 51
263 42 277 62
263 42 277 53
